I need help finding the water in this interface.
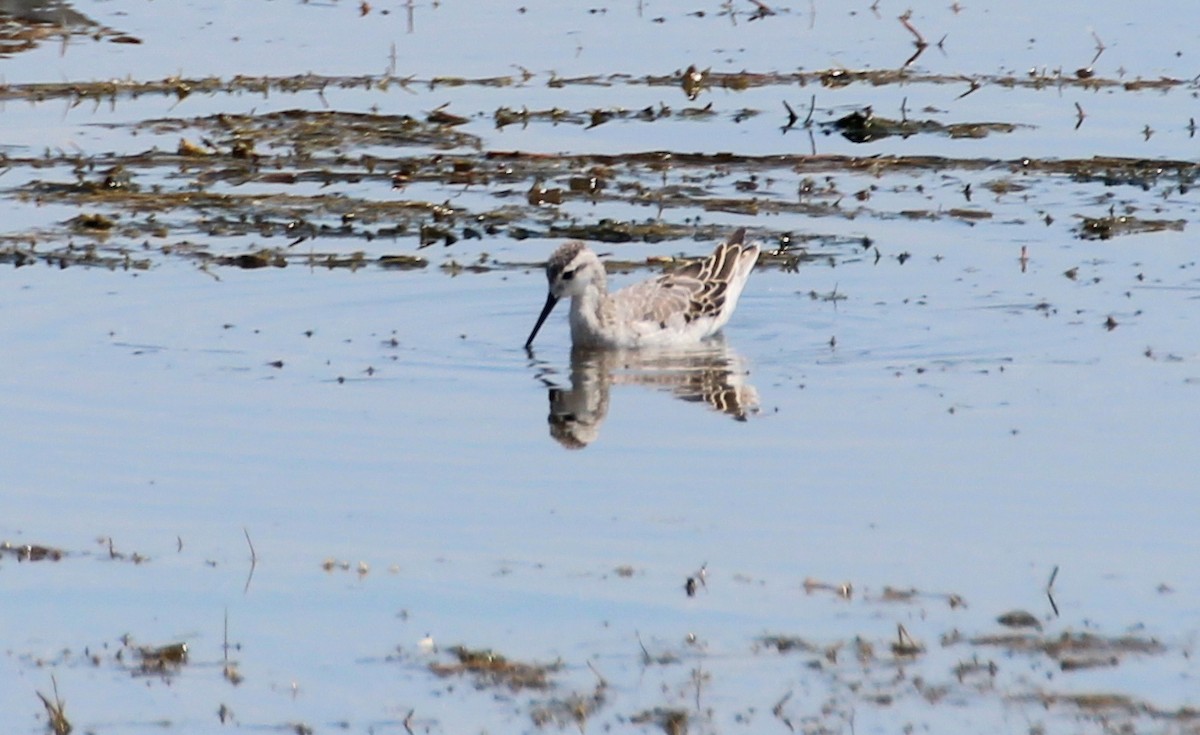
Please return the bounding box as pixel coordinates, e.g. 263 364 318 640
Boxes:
3 1 1200 733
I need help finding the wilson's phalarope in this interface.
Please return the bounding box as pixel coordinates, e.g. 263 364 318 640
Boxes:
524 228 760 349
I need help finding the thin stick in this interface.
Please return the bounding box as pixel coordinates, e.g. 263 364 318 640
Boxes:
586 660 608 688
773 690 795 732
898 11 927 48
1046 565 1060 618
898 10 929 68
1090 30 1106 65
635 631 652 665
782 99 798 132
38 675 70 735
243 527 257 564
242 528 258 594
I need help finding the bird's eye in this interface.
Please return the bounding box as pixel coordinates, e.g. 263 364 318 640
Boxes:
561 269 575 281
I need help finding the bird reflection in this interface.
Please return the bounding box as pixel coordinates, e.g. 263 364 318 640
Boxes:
0 0 93 26
0 1 116 56
533 338 758 449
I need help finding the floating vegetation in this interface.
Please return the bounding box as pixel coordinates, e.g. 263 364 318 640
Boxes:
996 609 1042 629
131 109 483 152
968 629 1165 662
0 63 1195 107
825 106 1020 143
134 642 189 676
10 559 1191 735
6 142 1195 274
1076 213 1187 240
757 634 819 654
630 707 688 735
0 63 1191 279
529 664 608 731
0 541 65 562
429 645 558 691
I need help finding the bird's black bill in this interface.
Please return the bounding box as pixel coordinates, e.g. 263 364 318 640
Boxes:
524 293 560 349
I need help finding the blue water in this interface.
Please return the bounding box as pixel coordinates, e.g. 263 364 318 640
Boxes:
3 1 1200 733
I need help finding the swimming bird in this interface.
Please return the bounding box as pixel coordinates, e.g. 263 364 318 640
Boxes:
524 228 760 349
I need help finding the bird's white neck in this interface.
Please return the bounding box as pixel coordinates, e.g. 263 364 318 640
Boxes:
568 283 617 347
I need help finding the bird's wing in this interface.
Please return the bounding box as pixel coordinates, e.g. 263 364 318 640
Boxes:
615 240 756 326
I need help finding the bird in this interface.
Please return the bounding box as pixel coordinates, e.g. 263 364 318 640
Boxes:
524 228 759 349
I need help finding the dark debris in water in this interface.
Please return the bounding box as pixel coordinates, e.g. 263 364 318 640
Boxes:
825 106 1020 143
1076 213 1186 240
629 707 688 735
132 109 482 153
133 641 189 676
430 645 559 691
530 671 608 731
979 628 1166 655
0 540 65 561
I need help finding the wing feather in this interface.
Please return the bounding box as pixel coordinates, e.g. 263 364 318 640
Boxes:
612 236 759 332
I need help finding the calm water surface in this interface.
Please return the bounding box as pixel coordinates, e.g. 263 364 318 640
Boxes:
2 1 1200 733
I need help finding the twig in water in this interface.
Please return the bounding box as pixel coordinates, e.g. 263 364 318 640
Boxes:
635 631 652 665
782 100 798 132
243 527 257 564
691 665 709 710
1046 564 1060 617
957 79 981 99
773 690 795 732
892 623 924 656
898 10 928 48
586 660 608 689
242 527 258 594
898 10 929 68
1089 29 1106 65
